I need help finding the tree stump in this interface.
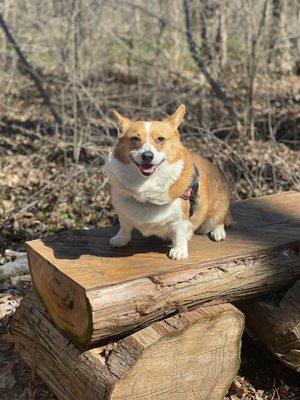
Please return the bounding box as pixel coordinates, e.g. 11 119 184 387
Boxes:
240 280 300 372
11 293 244 400
26 192 300 344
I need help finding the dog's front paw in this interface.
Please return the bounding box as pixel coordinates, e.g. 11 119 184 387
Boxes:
210 224 226 242
109 235 130 248
169 247 188 260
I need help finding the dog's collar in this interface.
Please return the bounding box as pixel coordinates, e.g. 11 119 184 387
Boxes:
180 165 200 217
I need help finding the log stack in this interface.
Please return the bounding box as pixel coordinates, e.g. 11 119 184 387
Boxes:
10 192 300 399
12 293 244 400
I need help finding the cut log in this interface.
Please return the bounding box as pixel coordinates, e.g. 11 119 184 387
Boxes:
26 191 300 344
11 292 244 400
240 280 300 372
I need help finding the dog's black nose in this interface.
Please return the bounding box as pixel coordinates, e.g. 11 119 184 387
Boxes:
141 150 154 162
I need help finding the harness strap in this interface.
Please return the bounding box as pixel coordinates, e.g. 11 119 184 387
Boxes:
180 165 200 217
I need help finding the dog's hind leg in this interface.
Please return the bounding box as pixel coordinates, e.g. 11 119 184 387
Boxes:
210 209 232 241
210 224 226 241
196 213 228 241
224 209 233 228
195 216 219 236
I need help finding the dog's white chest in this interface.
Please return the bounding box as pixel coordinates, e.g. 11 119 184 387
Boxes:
130 175 170 204
111 190 183 237
105 153 186 238
104 154 184 205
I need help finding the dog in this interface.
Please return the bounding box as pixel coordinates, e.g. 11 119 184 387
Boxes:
104 105 232 260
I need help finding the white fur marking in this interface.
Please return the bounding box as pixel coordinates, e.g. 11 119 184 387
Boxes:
109 229 131 247
110 233 130 247
144 121 152 142
169 247 188 260
169 220 193 259
109 216 132 247
210 224 226 241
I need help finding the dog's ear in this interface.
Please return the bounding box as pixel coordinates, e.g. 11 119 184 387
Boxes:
165 104 185 130
112 110 131 134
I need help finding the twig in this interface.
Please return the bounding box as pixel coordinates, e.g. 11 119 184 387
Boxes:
4 250 26 259
0 14 62 125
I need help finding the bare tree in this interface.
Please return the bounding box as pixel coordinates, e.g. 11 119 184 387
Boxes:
215 2 228 69
0 0 299 148
268 0 291 72
244 0 269 139
183 0 240 128
0 13 61 125
199 0 212 61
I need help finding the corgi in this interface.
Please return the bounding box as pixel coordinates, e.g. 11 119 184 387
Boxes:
104 105 232 260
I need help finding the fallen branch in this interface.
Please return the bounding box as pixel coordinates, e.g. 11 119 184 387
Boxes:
0 14 62 125
0 256 29 282
10 274 32 285
4 249 26 259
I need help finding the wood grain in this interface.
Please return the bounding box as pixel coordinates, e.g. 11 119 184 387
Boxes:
241 280 300 372
11 293 244 400
26 192 300 344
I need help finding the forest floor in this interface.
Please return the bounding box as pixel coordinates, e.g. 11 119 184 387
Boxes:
0 71 299 399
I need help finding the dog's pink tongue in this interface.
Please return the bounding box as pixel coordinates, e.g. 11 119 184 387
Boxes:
140 164 156 174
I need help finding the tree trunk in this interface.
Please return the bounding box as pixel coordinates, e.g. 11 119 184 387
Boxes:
199 0 212 61
183 0 240 128
215 3 227 69
11 292 244 400
240 280 300 372
26 192 300 345
269 0 291 72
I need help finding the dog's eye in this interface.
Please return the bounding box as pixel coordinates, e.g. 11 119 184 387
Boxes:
130 136 140 143
156 136 165 143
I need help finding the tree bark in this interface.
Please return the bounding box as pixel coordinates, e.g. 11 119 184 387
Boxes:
199 0 212 61
11 292 244 400
215 3 228 69
268 0 291 72
240 280 300 372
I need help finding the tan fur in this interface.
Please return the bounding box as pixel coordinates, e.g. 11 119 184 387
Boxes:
168 150 231 226
168 148 194 205
191 154 231 233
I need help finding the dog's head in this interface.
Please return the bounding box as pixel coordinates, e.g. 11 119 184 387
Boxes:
112 105 185 177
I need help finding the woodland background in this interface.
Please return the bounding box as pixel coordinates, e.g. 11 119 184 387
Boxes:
0 0 299 399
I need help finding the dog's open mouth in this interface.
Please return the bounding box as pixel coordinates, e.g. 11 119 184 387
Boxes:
130 155 165 176
136 163 157 176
